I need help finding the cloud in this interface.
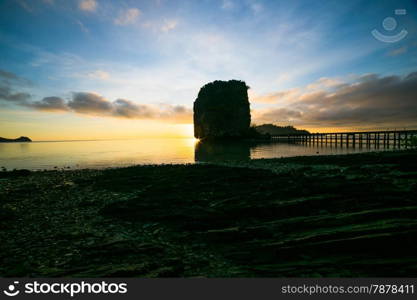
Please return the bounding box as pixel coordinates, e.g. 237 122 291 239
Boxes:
254 107 302 123
75 20 89 33
0 69 31 103
16 0 34 13
113 99 155 118
68 92 112 114
251 89 299 104
2 90 191 122
28 97 69 112
221 0 262 13
221 0 234 10
0 68 190 122
253 71 417 128
114 8 141 26
0 69 31 85
306 77 343 90
79 0 97 12
161 19 178 32
30 51 82 68
388 46 407 57
87 70 110 80
140 18 180 33
0 86 31 103
156 103 192 122
65 92 191 122
0 70 18 80
249 1 263 14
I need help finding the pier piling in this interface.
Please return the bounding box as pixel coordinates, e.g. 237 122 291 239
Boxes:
270 129 417 149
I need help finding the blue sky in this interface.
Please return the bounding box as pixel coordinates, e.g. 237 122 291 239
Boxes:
1 0 417 139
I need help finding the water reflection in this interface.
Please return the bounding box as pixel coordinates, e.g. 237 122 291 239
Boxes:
196 139 388 163
195 140 251 162
0 138 389 170
0 139 196 170
19 143 30 152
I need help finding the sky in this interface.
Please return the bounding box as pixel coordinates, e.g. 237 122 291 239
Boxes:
1 0 417 140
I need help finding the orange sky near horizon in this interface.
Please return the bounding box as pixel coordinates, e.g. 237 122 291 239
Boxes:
2 108 412 142
0 109 195 141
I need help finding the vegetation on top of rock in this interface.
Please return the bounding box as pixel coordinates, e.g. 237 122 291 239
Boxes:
254 124 310 135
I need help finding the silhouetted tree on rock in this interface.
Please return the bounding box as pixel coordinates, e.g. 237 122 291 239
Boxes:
193 80 251 139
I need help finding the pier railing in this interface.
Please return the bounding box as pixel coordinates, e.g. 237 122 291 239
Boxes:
270 130 417 148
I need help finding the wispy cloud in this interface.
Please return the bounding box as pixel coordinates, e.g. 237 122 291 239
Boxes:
114 8 141 26
388 46 407 57
0 69 31 86
221 0 234 10
251 89 300 104
0 69 31 103
86 70 110 80
221 0 262 13
15 0 34 13
160 19 178 32
30 51 82 68
306 77 343 90
78 0 97 12
248 1 263 14
75 20 89 33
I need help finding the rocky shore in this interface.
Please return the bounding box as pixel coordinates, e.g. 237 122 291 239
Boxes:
1 149 416 277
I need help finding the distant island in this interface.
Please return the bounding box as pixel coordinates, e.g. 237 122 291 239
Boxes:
0 136 32 143
254 124 310 135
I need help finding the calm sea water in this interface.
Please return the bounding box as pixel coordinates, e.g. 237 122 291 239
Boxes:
0 138 387 170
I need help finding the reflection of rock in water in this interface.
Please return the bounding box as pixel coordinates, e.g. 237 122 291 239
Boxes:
195 140 251 163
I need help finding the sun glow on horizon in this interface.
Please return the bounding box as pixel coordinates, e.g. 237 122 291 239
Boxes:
179 124 195 138
0 108 195 141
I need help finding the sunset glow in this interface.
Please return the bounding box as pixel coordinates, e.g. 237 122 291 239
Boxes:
1 0 417 140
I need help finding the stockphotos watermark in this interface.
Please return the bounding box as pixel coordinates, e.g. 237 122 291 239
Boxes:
2 280 127 297
372 9 408 43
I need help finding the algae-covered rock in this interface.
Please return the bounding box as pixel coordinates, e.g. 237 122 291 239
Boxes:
193 80 251 139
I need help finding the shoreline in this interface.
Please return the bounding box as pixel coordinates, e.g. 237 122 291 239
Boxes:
1 149 417 277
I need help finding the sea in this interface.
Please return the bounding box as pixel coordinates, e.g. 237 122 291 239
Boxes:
0 138 389 170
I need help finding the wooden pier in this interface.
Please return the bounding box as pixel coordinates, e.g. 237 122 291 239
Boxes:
270 130 417 148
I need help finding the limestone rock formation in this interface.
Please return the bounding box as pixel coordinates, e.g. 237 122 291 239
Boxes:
193 80 251 139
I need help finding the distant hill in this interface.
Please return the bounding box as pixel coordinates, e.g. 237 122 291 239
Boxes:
254 124 310 135
0 136 32 143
